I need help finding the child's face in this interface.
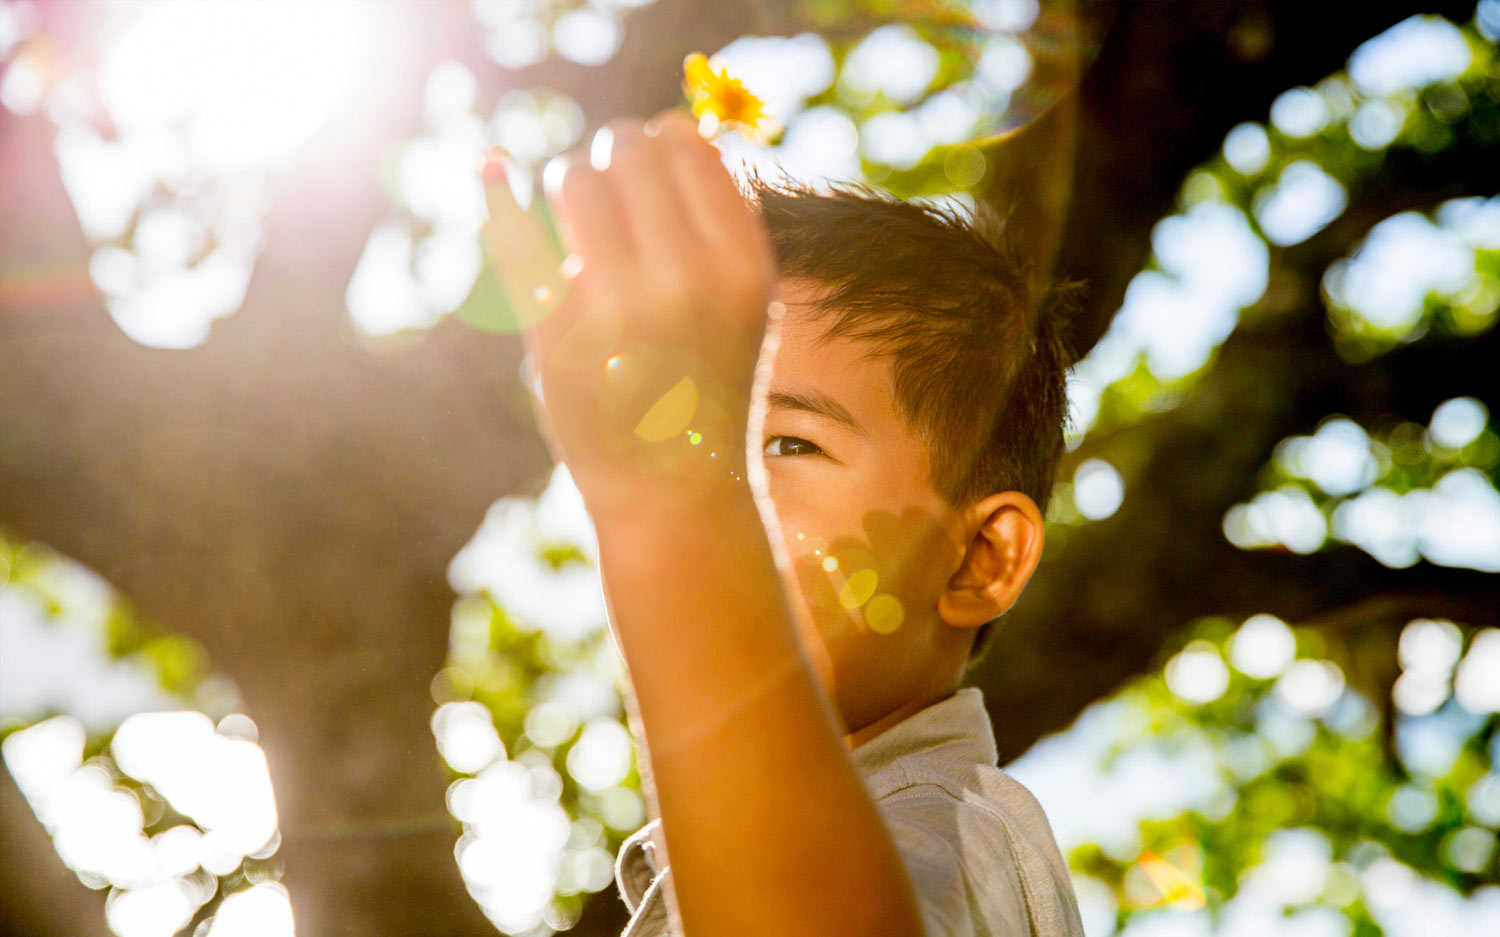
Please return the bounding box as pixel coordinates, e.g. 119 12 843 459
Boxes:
760 278 974 735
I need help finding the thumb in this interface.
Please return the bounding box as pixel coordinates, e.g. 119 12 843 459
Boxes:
480 150 570 350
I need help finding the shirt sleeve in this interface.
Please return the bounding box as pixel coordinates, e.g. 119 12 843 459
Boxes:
879 792 1034 937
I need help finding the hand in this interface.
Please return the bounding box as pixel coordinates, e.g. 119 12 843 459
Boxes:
482 111 777 512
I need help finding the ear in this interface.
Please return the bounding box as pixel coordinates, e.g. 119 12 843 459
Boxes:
937 491 1045 629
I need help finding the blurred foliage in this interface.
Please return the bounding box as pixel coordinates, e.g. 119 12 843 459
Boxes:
1062 614 1498 936
0 532 212 726
0 530 279 937
436 468 643 932
1077 16 1499 443
375 0 1078 338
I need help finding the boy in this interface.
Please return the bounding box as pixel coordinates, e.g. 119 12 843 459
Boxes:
482 109 1083 937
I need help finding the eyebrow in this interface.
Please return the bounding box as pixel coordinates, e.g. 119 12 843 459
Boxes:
767 390 867 436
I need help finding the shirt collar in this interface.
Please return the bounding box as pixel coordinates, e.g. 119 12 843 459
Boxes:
850 688 998 797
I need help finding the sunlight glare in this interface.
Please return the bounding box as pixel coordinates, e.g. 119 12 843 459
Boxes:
52 126 159 241
42 1 380 347
152 825 204 878
0 50 44 113
923 91 982 148
101 248 254 349
449 492 608 642
1 585 177 731
1466 772 1500 827
1445 827 1496 873
977 33 1032 95
1393 669 1450 717
51 767 153 886
1331 487 1418 568
752 106 860 186
425 60 478 130
98 1 370 173
524 701 581 749
1240 828 1332 907
1388 784 1440 833
0 0 38 60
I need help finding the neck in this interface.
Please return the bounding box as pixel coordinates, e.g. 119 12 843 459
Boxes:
843 683 956 749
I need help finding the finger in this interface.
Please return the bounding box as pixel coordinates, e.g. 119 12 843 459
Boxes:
481 151 567 340
597 119 702 270
649 110 769 258
547 149 635 289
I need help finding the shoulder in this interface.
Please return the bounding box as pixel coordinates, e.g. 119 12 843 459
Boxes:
853 690 1085 936
879 786 1024 937
875 777 1085 937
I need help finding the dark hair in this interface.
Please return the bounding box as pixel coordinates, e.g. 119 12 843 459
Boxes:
751 179 1074 657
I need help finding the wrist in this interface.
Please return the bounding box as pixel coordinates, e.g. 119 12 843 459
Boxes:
581 457 756 528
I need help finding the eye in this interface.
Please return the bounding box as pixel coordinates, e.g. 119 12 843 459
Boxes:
763 435 825 458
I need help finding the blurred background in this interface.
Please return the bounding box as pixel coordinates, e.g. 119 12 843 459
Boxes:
1 1 1498 936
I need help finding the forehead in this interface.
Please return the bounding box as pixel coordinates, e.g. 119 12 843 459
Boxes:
770 279 905 433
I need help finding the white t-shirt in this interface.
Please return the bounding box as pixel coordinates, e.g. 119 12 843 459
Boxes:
613 688 1085 937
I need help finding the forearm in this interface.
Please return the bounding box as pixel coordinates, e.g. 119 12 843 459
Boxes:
592 483 924 937
479 111 921 936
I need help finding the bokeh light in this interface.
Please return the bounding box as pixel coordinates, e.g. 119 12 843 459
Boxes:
1347 15 1472 97
1323 198 1500 354
1014 609 1500 937
1253 160 1347 247
439 465 633 934
1229 615 1298 681
1164 642 1230 705
1225 397 1500 572
1073 459 1125 521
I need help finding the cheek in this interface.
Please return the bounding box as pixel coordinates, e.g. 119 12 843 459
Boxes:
782 537 911 642
821 508 958 637
768 481 956 639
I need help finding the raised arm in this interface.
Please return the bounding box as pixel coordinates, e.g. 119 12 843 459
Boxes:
483 112 924 937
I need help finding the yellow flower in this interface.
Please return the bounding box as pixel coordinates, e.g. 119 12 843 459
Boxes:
682 52 775 142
